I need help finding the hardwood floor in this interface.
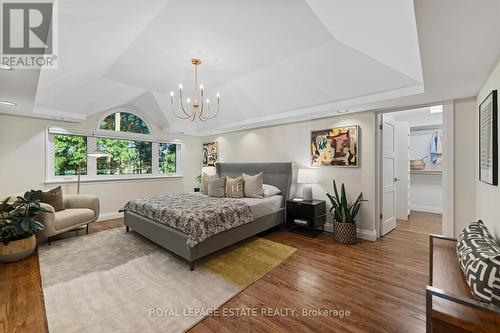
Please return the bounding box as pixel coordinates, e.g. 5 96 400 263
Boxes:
0 213 440 333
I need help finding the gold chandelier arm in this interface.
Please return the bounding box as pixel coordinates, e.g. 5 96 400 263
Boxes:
199 99 220 121
178 89 193 118
170 96 191 120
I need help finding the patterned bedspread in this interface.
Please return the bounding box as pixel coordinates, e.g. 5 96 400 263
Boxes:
122 193 254 248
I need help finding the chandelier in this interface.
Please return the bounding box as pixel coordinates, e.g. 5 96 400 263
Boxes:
170 58 220 121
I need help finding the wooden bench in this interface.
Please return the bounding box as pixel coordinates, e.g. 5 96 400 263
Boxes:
427 234 500 332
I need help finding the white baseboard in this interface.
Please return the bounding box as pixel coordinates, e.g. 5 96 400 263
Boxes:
356 228 377 241
410 205 442 214
322 221 377 241
97 212 123 222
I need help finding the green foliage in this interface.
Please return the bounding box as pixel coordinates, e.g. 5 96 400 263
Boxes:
326 180 366 224
0 191 49 245
159 143 176 174
195 174 202 185
100 112 150 134
96 138 152 175
54 135 87 176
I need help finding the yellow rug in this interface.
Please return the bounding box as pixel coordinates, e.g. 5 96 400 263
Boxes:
201 237 297 287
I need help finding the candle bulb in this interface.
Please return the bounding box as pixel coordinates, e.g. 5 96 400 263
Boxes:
170 91 174 97
178 83 183 90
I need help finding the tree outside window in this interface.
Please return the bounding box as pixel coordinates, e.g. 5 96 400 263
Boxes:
99 112 150 134
159 143 177 174
54 134 87 176
96 138 152 175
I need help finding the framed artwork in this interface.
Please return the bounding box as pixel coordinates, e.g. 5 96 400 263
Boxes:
202 142 219 167
311 125 359 167
479 90 498 185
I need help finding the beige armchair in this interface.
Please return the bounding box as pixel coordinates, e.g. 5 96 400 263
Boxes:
36 194 100 245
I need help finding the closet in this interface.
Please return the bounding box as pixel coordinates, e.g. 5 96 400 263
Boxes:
409 125 443 214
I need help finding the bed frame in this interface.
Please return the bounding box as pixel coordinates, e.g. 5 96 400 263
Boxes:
124 162 292 270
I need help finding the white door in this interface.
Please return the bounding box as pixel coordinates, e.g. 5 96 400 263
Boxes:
396 121 410 220
381 114 397 236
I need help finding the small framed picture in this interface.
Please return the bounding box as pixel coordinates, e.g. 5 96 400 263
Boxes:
479 90 498 185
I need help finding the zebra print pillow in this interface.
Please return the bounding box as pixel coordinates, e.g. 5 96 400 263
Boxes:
456 220 500 307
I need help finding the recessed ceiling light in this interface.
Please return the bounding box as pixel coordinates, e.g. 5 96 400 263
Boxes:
429 105 443 114
0 63 12 71
0 101 17 106
337 109 349 114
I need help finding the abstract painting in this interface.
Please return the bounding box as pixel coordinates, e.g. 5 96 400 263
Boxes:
479 90 498 185
311 126 359 167
202 142 219 167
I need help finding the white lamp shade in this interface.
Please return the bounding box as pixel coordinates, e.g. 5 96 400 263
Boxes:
297 168 317 184
201 166 216 176
88 149 110 158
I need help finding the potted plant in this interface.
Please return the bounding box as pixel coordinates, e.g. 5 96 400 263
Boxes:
326 180 366 244
0 191 49 262
194 174 202 192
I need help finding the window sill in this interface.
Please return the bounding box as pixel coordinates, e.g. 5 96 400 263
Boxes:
44 174 183 185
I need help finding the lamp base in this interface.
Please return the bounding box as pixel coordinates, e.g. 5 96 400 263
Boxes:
302 185 313 201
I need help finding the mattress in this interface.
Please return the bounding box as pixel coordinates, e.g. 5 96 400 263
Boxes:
236 195 284 218
194 192 284 218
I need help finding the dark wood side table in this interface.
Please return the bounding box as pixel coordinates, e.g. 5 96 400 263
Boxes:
286 199 326 238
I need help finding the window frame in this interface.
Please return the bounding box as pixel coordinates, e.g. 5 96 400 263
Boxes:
45 126 182 184
96 108 154 139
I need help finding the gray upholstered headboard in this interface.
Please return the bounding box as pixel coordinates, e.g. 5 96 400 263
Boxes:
216 162 292 200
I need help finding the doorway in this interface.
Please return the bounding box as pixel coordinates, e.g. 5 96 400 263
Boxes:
377 105 451 237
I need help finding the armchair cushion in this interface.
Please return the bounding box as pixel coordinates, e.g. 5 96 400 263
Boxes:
54 208 95 230
64 194 99 221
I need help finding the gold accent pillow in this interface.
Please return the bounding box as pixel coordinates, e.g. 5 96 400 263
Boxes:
225 175 244 198
201 174 217 194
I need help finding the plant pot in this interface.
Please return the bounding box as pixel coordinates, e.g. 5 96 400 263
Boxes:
0 234 36 263
334 221 357 244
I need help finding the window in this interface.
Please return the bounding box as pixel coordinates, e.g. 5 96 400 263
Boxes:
96 138 152 175
54 134 87 176
159 143 177 174
99 112 150 134
47 111 181 181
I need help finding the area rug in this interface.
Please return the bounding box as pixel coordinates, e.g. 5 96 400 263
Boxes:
38 228 296 333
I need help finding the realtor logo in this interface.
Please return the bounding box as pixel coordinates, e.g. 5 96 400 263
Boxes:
1 1 57 69
3 2 53 54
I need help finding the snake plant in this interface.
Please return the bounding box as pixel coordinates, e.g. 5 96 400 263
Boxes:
326 180 366 224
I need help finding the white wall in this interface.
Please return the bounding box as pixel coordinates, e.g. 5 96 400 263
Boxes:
0 113 202 219
453 97 477 236
203 112 378 240
476 59 500 240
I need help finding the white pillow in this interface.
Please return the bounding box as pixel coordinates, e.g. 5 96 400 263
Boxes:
263 184 281 197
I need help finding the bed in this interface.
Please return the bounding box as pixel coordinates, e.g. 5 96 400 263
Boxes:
122 162 292 270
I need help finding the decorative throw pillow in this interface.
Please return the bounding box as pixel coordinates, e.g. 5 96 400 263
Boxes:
226 176 244 198
242 172 264 198
37 186 65 212
263 184 281 197
208 177 226 198
201 174 217 195
456 220 500 306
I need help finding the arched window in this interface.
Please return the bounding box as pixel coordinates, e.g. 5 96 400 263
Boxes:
99 111 150 134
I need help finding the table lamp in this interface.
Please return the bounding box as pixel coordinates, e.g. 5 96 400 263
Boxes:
297 168 317 201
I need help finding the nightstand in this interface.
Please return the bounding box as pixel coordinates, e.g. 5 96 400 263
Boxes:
286 199 326 238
